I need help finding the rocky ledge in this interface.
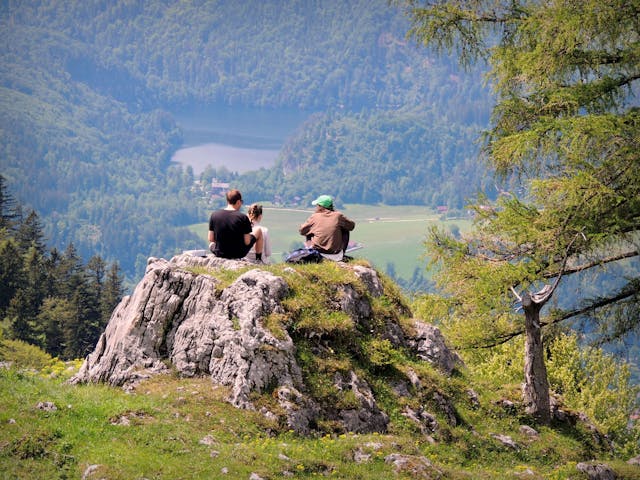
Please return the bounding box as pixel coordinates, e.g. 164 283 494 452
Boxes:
71 253 461 435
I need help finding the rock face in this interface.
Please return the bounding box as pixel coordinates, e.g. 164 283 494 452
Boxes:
72 254 461 434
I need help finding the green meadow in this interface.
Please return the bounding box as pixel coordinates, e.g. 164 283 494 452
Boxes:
189 204 471 283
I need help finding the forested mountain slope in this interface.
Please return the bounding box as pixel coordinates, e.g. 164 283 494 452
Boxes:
0 0 492 279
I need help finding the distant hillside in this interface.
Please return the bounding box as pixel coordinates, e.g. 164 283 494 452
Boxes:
238 108 491 209
0 0 492 280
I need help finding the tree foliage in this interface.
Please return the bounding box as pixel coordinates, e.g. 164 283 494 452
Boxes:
0 176 124 359
238 108 491 208
404 0 640 425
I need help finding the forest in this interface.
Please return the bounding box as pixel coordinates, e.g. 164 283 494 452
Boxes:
0 175 124 360
0 0 492 281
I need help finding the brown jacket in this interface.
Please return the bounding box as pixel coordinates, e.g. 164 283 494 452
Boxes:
299 209 355 254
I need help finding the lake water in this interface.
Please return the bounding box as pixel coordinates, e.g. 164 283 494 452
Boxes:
171 107 311 175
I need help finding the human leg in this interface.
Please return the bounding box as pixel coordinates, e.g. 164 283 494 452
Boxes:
252 227 263 255
341 231 350 253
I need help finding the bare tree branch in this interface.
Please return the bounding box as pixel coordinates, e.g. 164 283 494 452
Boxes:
467 281 640 349
543 248 639 278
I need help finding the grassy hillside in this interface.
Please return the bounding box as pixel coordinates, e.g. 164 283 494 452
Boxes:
1 257 637 479
1 342 637 479
189 204 471 285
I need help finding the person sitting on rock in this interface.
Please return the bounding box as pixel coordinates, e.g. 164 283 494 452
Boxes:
299 194 355 261
244 203 271 264
208 189 264 261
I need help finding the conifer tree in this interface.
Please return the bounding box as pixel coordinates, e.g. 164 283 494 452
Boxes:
63 279 101 359
7 246 48 345
100 262 124 327
0 237 24 318
38 297 72 358
15 209 46 255
402 0 640 423
57 243 85 300
0 175 19 232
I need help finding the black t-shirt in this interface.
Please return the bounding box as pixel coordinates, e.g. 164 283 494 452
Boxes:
208 209 253 259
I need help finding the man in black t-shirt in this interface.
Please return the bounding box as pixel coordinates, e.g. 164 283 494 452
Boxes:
208 189 264 260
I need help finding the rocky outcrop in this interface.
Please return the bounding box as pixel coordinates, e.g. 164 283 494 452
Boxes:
72 253 461 434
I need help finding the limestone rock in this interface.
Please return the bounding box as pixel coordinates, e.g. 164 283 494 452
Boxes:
384 454 442 479
407 321 462 375
71 253 461 435
332 370 389 433
576 462 617 480
73 256 298 409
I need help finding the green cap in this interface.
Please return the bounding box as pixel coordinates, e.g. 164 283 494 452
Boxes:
311 194 333 209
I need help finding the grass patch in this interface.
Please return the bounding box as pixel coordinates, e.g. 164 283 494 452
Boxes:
1 351 635 479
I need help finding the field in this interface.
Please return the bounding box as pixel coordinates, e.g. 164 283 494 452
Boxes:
189 204 471 283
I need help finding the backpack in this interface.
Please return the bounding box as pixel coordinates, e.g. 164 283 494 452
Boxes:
284 247 323 264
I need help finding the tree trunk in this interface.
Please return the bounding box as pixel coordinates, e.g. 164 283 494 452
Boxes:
521 292 551 424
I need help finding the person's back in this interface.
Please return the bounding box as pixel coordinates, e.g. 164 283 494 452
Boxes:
209 208 253 259
245 203 271 263
299 195 355 257
208 189 263 260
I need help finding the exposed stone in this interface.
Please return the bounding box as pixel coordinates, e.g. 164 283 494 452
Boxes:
407 321 462 375
628 455 640 465
402 406 438 439
72 256 299 411
490 433 520 450
466 389 480 409
576 462 617 480
353 449 371 463
384 454 442 479
35 401 57 411
81 464 101 480
199 434 217 446
495 398 518 413
70 253 461 436
350 265 384 297
405 368 422 390
433 391 458 426
514 468 537 477
275 386 321 435
332 370 389 433
519 425 539 437
551 402 613 451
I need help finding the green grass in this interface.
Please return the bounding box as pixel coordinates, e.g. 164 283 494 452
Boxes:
188 203 471 282
1 363 636 479
1 262 636 479
2 328 636 479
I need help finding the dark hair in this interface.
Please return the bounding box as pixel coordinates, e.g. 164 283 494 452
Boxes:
226 189 242 205
247 203 263 221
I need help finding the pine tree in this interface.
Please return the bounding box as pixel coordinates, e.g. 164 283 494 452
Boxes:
38 297 72 358
56 243 85 300
403 0 640 423
0 175 19 232
0 237 24 318
63 278 101 359
100 262 124 327
15 209 46 255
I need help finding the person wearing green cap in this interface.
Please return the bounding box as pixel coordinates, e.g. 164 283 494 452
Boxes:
299 194 355 260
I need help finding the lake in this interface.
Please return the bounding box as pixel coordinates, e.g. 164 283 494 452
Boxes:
171 107 312 174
